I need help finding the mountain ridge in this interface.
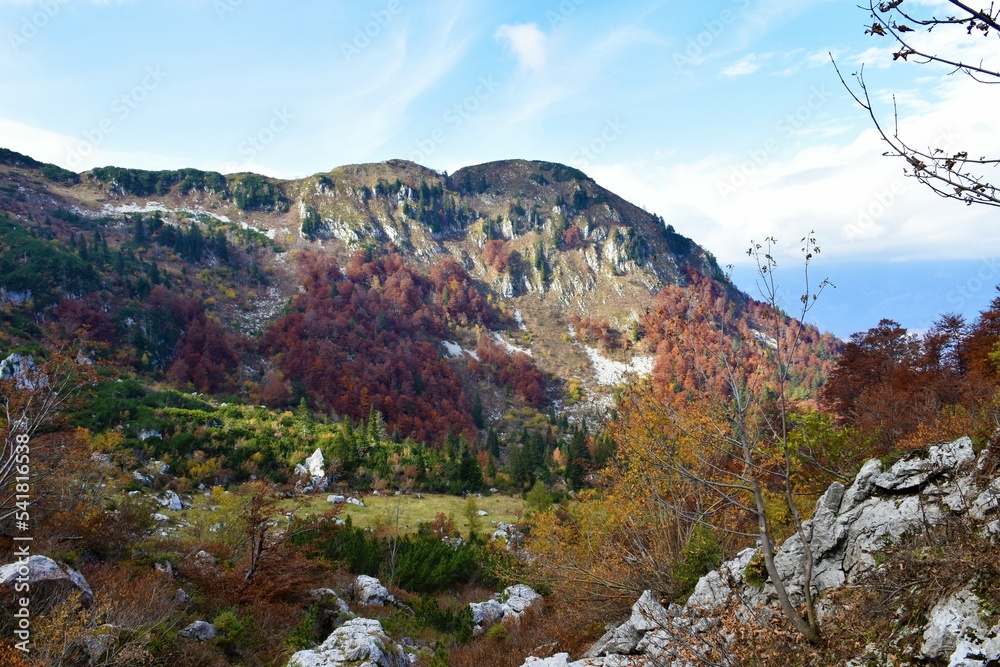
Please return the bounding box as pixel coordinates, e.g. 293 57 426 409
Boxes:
0 146 835 441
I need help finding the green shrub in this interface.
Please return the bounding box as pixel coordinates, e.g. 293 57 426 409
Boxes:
286 603 322 651
393 534 476 593
673 525 724 599
413 597 474 643
485 622 507 642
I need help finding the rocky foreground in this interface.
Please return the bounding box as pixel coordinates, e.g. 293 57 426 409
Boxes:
520 437 1000 667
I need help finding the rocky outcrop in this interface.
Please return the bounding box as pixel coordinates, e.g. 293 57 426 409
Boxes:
0 352 46 389
492 522 524 550
159 490 185 512
309 588 353 617
353 575 396 606
287 618 408 667
295 448 328 493
470 584 543 636
179 620 217 641
0 555 94 606
519 437 1000 667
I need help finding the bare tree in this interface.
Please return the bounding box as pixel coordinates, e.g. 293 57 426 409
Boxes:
616 235 829 643
835 1 1000 207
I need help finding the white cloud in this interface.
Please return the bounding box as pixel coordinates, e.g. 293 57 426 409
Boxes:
0 116 176 171
585 72 1000 268
721 53 762 77
495 22 547 70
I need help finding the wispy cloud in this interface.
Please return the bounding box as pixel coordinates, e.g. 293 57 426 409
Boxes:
721 53 762 77
495 22 547 70
587 71 1000 267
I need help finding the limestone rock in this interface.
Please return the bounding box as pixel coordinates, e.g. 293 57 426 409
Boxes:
972 479 1000 522
287 618 408 667
0 352 45 389
921 585 995 665
305 448 325 479
492 522 524 550
354 575 395 606
0 555 93 606
309 588 352 615
470 599 505 636
875 437 974 492
159 491 183 512
628 590 669 633
179 620 217 641
501 584 541 618
561 436 998 667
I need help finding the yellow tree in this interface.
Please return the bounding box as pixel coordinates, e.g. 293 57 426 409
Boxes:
612 235 829 643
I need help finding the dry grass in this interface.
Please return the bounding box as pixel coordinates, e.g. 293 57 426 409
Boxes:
288 492 525 536
449 602 611 667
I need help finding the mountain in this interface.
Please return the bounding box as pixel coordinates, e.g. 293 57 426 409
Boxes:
0 148 836 447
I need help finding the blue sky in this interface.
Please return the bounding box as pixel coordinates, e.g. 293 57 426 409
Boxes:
2 0 1000 339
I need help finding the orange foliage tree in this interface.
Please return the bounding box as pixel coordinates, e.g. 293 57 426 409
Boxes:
262 250 502 445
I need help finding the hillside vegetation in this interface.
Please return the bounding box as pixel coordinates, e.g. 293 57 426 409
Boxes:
6 148 996 667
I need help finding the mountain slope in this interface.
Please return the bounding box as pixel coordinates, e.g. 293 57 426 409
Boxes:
0 148 835 444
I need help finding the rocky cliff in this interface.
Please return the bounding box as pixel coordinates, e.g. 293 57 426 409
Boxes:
520 437 1000 667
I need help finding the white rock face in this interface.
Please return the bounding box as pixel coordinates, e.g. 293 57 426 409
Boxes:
0 555 94 605
501 584 542 617
492 522 524 550
287 618 408 667
469 584 543 636
159 490 184 512
921 585 989 662
470 599 505 636
0 352 46 389
305 448 325 479
179 620 217 641
520 436 1000 667
354 575 395 606
308 588 352 615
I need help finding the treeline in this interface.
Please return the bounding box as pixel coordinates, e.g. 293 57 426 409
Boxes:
821 304 1000 452
89 166 228 197
73 380 601 497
